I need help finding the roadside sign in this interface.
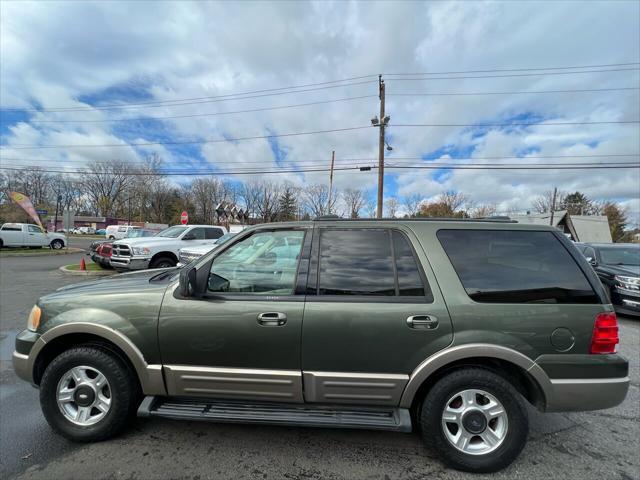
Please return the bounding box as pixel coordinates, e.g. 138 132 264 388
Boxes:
36 209 48 215
180 211 188 225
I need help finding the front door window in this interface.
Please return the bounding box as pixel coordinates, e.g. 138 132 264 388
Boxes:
208 230 305 295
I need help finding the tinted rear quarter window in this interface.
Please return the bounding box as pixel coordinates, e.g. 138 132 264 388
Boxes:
437 229 597 304
205 228 223 240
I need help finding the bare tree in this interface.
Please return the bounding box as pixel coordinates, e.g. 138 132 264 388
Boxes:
81 160 133 216
532 189 566 213
255 181 282 222
469 203 498 218
342 188 366 218
385 196 399 218
239 180 263 221
191 177 229 224
403 193 422 217
438 190 469 212
303 183 338 218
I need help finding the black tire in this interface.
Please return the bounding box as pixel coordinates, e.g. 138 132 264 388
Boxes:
420 368 529 473
150 256 176 269
40 346 139 442
108 236 115 240
50 239 64 250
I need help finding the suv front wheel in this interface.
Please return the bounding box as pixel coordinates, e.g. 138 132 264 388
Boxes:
39 346 139 442
420 368 529 473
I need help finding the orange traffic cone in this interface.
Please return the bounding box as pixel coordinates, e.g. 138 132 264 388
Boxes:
80 258 86 271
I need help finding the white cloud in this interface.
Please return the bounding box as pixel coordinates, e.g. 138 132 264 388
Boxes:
1 0 638 224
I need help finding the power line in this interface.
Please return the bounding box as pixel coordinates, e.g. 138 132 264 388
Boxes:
385 67 639 82
1 162 637 176
2 153 638 168
24 95 377 124
383 62 640 76
393 120 639 128
4 126 372 150
4 62 638 113
5 120 638 151
1 80 377 113
387 86 640 97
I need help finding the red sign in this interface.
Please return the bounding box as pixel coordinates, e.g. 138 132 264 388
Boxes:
180 211 188 225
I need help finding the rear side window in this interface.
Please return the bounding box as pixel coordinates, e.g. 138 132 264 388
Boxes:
1 225 21 231
317 229 431 299
205 228 223 240
437 230 597 304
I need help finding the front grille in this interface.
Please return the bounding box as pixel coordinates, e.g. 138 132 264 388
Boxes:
179 251 202 265
112 244 131 257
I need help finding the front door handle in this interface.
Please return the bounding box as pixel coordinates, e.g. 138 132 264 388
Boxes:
257 312 287 326
406 315 438 330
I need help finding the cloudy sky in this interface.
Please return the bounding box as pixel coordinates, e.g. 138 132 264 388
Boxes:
1 1 639 220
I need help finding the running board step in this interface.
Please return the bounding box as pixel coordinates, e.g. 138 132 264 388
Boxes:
138 396 412 433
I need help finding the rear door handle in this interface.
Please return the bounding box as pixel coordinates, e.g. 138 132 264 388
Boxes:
406 315 439 330
257 312 287 326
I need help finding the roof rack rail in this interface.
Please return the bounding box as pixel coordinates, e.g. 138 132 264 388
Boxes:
312 216 517 223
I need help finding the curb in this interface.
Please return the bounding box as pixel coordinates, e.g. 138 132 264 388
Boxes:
59 264 116 276
0 247 85 258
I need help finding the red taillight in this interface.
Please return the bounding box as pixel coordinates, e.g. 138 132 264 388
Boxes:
590 312 619 354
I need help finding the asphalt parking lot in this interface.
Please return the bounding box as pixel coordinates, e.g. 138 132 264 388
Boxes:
0 243 638 480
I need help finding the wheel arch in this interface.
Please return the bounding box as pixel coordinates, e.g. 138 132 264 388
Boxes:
150 251 177 264
400 344 550 411
30 323 165 395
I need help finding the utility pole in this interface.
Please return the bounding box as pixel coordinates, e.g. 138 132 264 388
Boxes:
376 75 386 219
327 150 335 214
549 187 558 226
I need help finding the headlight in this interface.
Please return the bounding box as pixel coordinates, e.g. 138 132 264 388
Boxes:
132 246 151 256
27 305 41 332
614 275 640 291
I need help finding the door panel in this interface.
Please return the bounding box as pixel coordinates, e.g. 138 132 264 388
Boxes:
158 227 310 403
301 226 454 402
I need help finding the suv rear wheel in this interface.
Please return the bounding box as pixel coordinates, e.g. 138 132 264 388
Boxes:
420 368 528 473
40 346 139 442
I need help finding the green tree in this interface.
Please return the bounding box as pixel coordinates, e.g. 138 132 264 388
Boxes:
277 185 298 221
601 201 628 242
561 191 594 215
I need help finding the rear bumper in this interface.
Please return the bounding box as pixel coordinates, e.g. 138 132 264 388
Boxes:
545 377 629 412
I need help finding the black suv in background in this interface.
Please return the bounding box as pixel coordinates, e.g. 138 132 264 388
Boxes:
576 243 640 316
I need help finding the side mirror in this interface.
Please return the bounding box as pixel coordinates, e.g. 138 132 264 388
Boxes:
179 266 197 297
183 233 196 240
586 256 597 266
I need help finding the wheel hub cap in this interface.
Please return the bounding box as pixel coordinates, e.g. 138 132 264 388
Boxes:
441 388 508 455
462 410 487 434
56 365 111 426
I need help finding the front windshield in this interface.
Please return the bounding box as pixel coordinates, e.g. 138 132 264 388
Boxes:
216 233 235 245
598 247 640 266
126 229 153 238
156 226 188 238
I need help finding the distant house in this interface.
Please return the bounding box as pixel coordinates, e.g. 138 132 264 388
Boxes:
511 210 612 243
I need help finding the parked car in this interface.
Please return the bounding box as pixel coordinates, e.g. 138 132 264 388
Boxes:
95 228 106 236
0 223 67 249
177 232 236 266
74 226 96 235
105 225 140 240
88 229 157 267
12 218 628 473
89 242 113 268
575 242 640 316
110 224 225 270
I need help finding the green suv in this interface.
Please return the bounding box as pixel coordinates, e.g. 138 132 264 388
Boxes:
12 218 629 473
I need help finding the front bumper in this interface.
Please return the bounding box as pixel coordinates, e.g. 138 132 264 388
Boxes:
12 329 40 385
613 286 640 316
110 255 150 270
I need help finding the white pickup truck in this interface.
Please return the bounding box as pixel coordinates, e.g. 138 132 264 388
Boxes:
110 224 226 270
0 223 67 249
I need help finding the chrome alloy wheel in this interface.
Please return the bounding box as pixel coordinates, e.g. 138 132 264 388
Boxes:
56 366 111 426
441 389 508 455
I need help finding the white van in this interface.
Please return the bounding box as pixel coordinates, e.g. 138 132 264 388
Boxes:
105 225 139 240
